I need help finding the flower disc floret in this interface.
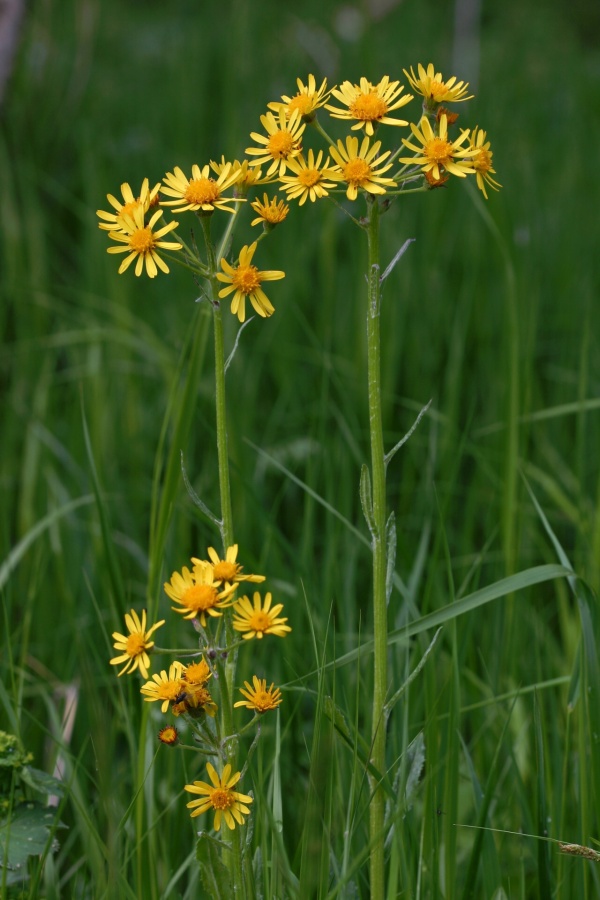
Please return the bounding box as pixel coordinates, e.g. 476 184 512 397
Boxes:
400 114 477 181
107 207 181 278
185 763 253 830
217 242 285 323
161 163 240 214
404 62 474 110
326 76 413 135
164 562 237 626
234 676 283 712
140 663 185 713
232 591 291 639
97 178 160 232
109 609 165 679
279 149 342 205
246 109 305 177
329 135 396 201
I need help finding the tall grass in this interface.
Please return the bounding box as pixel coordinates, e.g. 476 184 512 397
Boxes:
1 0 599 896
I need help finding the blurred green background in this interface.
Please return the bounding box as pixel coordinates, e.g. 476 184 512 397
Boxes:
2 0 600 896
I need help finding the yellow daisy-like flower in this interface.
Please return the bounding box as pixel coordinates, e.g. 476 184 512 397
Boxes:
192 544 266 589
161 163 241 214
279 149 342 205
185 763 253 830
232 591 291 640
97 178 160 232
329 135 396 201
246 109 305 178
158 725 179 745
467 126 501 199
106 207 182 278
234 676 283 713
326 76 413 136
210 157 275 194
109 608 165 679
404 63 474 110
164 563 237 626
140 663 185 713
400 114 476 181
268 74 330 121
250 193 290 227
217 242 285 323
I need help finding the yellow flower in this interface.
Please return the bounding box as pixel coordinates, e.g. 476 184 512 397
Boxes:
400 114 476 181
158 725 179 745
246 109 305 177
250 193 289 227
161 163 241 214
268 74 330 121
192 544 266 589
106 207 181 278
234 676 282 713
140 663 185 713
467 126 501 199
109 609 165 679
181 658 212 685
96 178 160 232
279 149 342 205
404 63 473 110
185 763 253 830
232 591 291 640
326 76 413 136
210 157 275 194
164 562 237 626
217 242 285 323
329 135 396 201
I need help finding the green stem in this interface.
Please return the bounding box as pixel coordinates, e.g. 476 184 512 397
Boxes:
199 214 244 893
365 197 388 900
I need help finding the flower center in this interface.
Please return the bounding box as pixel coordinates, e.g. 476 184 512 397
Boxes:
429 79 448 101
120 200 140 218
125 633 146 656
425 138 454 165
158 681 183 702
343 158 372 186
298 168 321 187
211 789 235 810
288 94 312 116
185 178 220 205
267 130 295 159
213 561 239 582
349 92 388 121
187 685 212 708
185 661 211 684
474 149 492 173
232 264 261 294
249 611 271 632
182 584 219 611
253 691 273 711
129 227 155 254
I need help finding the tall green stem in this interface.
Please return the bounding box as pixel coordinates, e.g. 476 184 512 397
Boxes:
201 214 243 893
365 197 387 899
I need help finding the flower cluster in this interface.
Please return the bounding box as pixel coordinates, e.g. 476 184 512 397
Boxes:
108 544 290 832
97 63 500 313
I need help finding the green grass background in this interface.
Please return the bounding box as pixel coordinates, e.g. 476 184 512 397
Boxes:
2 0 600 896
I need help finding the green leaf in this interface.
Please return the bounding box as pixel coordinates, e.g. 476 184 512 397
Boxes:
19 766 64 797
359 464 375 537
196 833 232 899
0 802 60 886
